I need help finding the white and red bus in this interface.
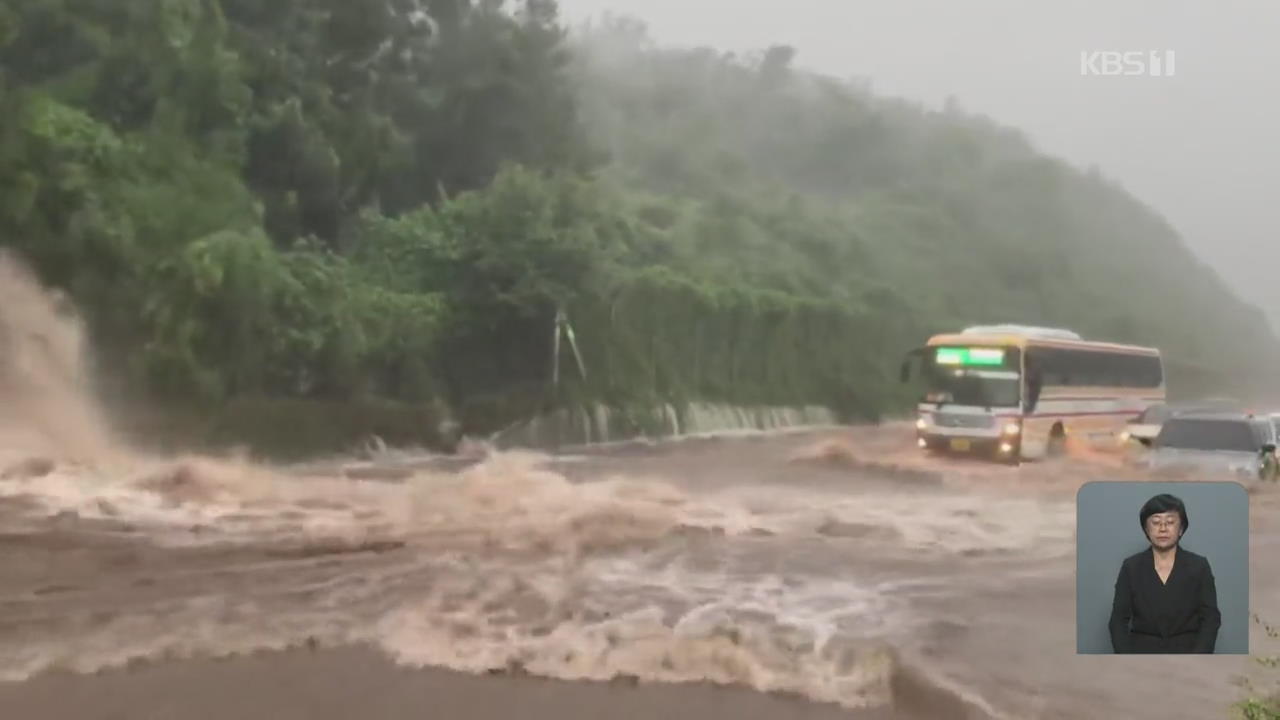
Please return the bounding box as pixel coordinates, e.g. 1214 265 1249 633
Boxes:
900 325 1165 462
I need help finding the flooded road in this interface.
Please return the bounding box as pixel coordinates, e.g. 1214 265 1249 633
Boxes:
0 425 1276 720
0 252 1277 719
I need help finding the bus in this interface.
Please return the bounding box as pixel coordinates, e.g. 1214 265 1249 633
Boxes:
899 325 1165 463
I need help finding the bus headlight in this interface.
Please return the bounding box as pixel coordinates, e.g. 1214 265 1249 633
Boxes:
999 442 1014 454
916 417 928 430
1003 422 1021 435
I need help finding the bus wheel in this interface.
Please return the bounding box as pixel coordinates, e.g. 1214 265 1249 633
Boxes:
1046 425 1067 458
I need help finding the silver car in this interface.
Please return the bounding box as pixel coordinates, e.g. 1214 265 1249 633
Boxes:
1146 411 1279 480
1121 400 1242 448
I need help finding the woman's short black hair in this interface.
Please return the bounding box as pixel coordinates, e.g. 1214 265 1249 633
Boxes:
1139 493 1189 535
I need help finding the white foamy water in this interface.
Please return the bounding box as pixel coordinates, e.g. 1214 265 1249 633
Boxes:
0 440 1060 720
0 443 1078 564
0 494 959 712
4 250 1271 720
374 551 920 710
712 485 1077 558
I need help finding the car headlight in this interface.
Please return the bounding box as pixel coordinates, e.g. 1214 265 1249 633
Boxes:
916 417 927 430
1003 422 1020 435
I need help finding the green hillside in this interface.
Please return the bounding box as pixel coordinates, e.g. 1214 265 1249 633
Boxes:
0 1 1271 455
569 19 1278 399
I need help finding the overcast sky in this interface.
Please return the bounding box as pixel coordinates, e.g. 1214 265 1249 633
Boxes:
556 0 1280 327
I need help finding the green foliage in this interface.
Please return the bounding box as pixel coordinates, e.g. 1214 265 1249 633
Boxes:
1234 615 1280 719
0 1 1274 452
568 266 895 420
570 19 1280 396
141 227 280 401
0 0 581 428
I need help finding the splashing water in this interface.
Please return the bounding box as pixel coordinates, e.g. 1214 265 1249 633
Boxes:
0 250 124 467
0 252 1152 720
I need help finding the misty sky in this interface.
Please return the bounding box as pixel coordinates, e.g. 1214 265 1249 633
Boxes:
556 0 1280 327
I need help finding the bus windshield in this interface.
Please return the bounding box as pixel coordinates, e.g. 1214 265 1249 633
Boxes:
922 346 1021 408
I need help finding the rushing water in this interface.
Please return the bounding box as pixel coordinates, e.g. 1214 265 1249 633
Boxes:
0 251 1277 719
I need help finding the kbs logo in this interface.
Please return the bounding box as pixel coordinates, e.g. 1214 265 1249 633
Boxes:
1079 50 1176 77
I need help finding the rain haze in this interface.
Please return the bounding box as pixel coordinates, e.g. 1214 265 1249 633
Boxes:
558 0 1280 329
5 2 1280 720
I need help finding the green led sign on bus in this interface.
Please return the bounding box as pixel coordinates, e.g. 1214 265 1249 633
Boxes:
934 347 1006 366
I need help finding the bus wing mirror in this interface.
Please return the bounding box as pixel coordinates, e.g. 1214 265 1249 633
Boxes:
900 348 925 383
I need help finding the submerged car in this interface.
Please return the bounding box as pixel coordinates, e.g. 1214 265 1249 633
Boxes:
1121 399 1245 447
1261 411 1280 444
1146 411 1279 480
1120 403 1172 447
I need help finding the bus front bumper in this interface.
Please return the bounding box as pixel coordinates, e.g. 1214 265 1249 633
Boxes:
918 433 1020 459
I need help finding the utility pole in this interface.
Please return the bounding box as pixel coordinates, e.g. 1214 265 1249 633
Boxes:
552 308 562 388
551 307 587 389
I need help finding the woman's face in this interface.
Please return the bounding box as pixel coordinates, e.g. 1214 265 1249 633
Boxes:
1145 511 1182 550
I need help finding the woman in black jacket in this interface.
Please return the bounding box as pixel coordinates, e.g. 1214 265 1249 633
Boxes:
1108 493 1221 653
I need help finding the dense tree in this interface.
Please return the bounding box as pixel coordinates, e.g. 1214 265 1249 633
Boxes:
569 18 1279 399
0 2 1273 455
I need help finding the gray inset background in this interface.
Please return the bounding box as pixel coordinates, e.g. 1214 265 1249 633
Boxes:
1076 481 1250 654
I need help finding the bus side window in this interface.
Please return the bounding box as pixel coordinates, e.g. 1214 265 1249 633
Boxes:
1029 348 1056 386
1029 346 1162 390
1087 350 1108 387
1114 354 1135 387
1097 352 1123 388
1145 355 1164 387
1060 348 1082 386
1093 352 1112 387
1074 350 1094 387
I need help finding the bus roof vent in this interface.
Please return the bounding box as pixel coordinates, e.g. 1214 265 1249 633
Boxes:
960 325 1083 341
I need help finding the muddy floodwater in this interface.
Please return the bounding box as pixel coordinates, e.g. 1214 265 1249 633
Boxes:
0 252 1277 719
0 424 1276 720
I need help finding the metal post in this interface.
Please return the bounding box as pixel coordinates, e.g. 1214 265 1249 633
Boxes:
552 308 563 388
552 307 587 389
565 318 587 380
